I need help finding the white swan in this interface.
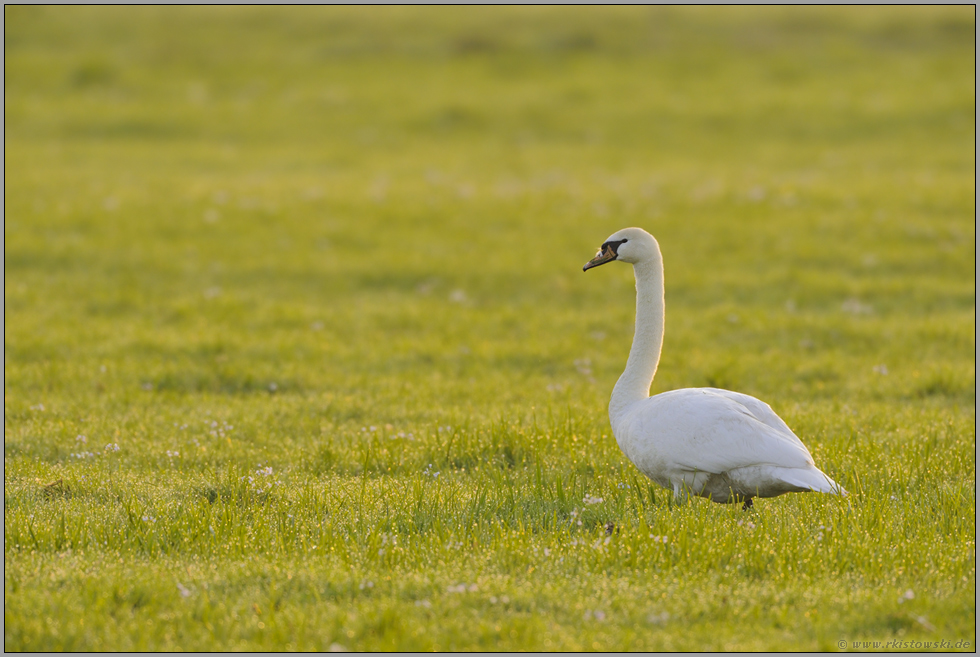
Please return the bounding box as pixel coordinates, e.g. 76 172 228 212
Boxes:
583 227 845 508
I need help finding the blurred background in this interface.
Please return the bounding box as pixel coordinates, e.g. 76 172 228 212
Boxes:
4 10 975 650
4 6 975 426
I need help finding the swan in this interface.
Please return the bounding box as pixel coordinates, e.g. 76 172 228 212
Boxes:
583 227 845 508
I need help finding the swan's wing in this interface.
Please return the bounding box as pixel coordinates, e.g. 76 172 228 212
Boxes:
632 389 815 474
701 388 798 439
695 390 846 494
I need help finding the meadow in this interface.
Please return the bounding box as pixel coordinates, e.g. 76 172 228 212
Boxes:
3 6 975 651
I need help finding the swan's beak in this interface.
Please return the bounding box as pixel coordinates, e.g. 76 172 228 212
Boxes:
583 244 617 272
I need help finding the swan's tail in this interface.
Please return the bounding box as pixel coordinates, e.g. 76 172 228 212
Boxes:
781 466 848 496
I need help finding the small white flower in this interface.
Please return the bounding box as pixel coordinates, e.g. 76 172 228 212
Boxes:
104 443 120 453
841 298 873 315
914 615 935 631
177 582 192 598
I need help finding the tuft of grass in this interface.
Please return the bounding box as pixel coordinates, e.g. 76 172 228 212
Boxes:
5 5 975 651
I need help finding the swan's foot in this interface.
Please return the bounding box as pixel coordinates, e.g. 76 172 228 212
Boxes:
741 497 754 511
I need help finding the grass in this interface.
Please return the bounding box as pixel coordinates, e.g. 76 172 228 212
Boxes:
4 6 976 651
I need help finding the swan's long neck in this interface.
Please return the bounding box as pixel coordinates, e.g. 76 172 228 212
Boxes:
609 256 665 427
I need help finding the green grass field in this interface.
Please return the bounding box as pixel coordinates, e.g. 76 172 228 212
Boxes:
4 6 975 651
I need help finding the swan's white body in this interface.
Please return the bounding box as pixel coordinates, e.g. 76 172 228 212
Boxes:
584 227 845 505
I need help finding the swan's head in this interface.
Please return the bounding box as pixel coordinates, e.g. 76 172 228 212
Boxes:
582 227 658 271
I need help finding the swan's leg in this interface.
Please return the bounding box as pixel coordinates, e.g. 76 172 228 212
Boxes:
690 471 711 498
741 497 754 511
671 480 690 505
671 472 707 505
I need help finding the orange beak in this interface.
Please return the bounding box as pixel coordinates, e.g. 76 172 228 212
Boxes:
583 244 617 272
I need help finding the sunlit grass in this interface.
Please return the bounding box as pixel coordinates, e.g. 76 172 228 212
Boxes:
4 5 975 651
